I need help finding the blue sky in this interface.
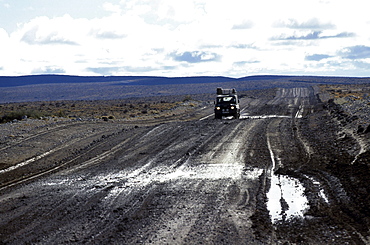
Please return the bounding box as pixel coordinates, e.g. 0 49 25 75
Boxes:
1 0 370 77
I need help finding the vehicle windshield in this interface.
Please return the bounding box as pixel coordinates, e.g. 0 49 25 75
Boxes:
217 96 236 103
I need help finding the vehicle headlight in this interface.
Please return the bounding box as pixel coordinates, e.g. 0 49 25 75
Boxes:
230 106 235 110
216 106 221 110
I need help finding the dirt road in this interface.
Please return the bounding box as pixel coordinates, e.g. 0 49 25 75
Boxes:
0 87 369 244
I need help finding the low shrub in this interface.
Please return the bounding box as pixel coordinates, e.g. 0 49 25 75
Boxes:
0 109 50 123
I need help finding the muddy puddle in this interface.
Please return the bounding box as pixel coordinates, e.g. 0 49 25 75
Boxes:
267 174 308 222
240 115 291 119
266 135 309 223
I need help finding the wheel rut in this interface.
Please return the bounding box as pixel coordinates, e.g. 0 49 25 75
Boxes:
1 87 369 244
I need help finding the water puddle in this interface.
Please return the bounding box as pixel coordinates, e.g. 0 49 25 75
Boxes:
267 174 308 222
240 115 291 119
160 163 247 181
266 136 308 223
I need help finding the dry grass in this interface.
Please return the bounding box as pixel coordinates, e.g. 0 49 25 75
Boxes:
0 89 277 123
0 95 208 123
320 84 370 100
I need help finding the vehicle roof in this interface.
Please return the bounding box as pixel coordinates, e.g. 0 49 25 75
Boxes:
216 94 237 97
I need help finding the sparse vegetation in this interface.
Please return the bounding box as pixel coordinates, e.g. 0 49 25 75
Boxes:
0 96 205 124
183 95 193 102
0 89 276 124
0 109 50 123
321 83 370 100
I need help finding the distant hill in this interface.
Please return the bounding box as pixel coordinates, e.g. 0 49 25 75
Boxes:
0 75 369 103
0 75 235 88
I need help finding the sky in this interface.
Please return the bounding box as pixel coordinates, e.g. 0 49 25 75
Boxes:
1 0 370 77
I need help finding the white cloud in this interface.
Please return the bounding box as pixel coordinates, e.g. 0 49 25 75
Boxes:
16 15 87 46
103 2 121 14
273 18 336 30
0 28 10 68
32 66 66 74
0 28 9 42
0 0 369 77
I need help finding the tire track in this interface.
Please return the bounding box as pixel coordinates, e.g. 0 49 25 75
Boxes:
0 124 130 190
2 87 367 244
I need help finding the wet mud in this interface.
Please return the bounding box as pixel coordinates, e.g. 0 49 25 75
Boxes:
0 87 369 244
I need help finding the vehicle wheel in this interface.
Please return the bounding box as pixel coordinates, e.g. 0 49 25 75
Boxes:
215 114 222 119
234 113 240 119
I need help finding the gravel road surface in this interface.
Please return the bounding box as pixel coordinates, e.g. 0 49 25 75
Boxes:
0 87 369 244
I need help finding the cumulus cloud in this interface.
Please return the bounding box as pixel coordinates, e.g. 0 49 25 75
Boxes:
232 20 254 30
0 28 10 51
123 66 176 73
18 16 82 45
87 67 122 75
103 2 122 14
340 45 370 59
272 31 355 41
273 18 335 30
87 64 176 75
271 31 320 41
305 54 331 61
1 0 370 77
233 60 260 66
90 29 127 39
32 66 66 74
170 51 221 63
21 26 78 45
0 27 9 38
231 43 258 49
352 60 370 70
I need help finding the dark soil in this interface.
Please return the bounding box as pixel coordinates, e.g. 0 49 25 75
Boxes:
0 86 369 244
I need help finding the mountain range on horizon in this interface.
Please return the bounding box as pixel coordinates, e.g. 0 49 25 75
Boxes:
3 74 370 87
0 74 307 88
1 74 369 103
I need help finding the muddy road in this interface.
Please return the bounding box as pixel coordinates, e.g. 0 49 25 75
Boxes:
0 87 369 244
